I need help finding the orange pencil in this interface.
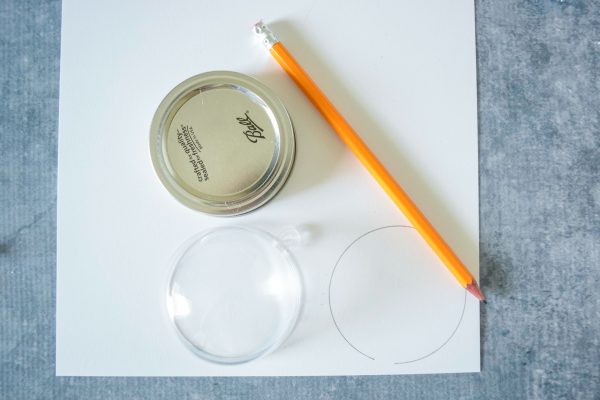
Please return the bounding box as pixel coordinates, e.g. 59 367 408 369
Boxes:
253 21 484 301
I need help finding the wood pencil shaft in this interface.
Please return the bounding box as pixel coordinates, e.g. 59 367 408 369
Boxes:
270 42 475 287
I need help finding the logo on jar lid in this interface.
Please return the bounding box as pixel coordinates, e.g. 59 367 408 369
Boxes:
237 111 266 143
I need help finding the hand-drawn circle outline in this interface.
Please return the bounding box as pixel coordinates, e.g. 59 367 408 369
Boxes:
328 225 467 364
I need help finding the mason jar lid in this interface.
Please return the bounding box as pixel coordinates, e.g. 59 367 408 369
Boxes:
150 71 295 215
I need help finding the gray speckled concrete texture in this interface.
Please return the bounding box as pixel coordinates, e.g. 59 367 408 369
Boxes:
1 0 599 399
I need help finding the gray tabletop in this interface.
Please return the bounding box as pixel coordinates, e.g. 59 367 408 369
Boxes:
1 1 599 399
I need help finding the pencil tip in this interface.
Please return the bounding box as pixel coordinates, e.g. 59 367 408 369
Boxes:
466 280 486 302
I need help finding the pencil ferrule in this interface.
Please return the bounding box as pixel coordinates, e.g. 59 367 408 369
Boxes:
253 20 279 50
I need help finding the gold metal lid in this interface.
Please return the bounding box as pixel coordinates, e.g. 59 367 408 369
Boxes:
150 71 295 215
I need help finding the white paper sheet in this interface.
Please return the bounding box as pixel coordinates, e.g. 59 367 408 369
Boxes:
56 0 480 376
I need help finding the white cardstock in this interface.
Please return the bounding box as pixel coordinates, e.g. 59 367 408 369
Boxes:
57 0 480 376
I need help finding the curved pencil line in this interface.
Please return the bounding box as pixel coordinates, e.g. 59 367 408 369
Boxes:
328 225 467 364
328 225 413 361
393 289 467 364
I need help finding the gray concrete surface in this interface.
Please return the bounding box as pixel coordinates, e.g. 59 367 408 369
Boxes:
1 0 599 399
